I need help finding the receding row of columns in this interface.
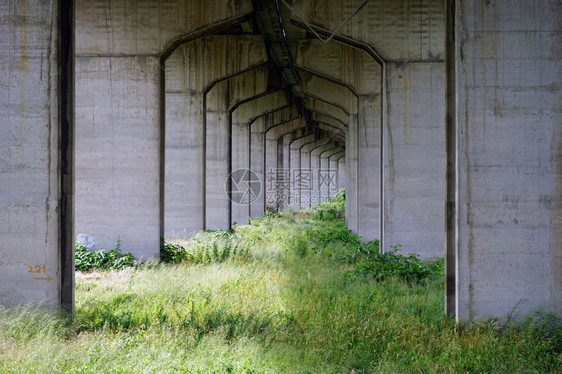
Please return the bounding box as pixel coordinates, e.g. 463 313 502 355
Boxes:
1 0 560 322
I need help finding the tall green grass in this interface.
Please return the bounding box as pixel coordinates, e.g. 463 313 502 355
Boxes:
1 193 560 373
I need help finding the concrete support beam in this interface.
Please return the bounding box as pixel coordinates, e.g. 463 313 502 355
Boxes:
0 0 73 309
452 0 562 319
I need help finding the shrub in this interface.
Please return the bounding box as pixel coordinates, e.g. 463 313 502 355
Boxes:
75 239 136 271
311 189 346 220
348 243 444 284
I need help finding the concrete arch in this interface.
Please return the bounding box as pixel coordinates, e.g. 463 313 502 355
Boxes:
164 35 269 238
205 68 273 230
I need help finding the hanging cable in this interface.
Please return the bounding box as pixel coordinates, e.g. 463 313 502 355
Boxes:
279 0 369 43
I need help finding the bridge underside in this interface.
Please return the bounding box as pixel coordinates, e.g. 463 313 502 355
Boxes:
0 0 560 321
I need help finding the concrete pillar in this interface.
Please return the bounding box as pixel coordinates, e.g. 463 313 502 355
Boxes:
0 0 73 309
310 141 337 206
265 117 304 210
231 90 288 223
249 117 266 217
291 0 445 253
383 63 445 257
250 106 298 215
205 68 268 230
452 0 562 319
75 0 254 257
290 133 317 209
288 143 301 209
337 157 346 191
296 39 381 241
164 35 267 238
301 135 332 208
319 146 343 202
330 151 346 197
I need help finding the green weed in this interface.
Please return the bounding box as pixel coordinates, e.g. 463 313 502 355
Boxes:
75 238 136 271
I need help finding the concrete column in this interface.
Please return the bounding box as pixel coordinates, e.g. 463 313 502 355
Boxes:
76 55 161 259
165 35 267 238
290 133 316 209
205 68 268 230
383 63 445 258
75 0 255 257
291 0 445 253
311 141 337 206
299 148 312 209
255 107 298 213
453 0 562 319
231 90 288 222
301 135 331 208
345 113 359 233
264 118 304 210
0 0 73 309
337 157 346 191
319 146 342 202
250 118 266 217
330 151 346 197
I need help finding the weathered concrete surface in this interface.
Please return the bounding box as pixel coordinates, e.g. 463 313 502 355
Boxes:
0 0 72 309
75 0 254 258
165 35 267 238
337 156 346 191
454 0 562 319
75 0 253 56
384 62 445 258
330 150 346 195
75 56 161 259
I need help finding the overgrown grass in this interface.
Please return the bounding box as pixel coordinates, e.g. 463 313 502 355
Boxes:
1 193 560 373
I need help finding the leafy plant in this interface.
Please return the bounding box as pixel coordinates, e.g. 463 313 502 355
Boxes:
347 243 444 284
75 238 136 271
161 231 248 265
